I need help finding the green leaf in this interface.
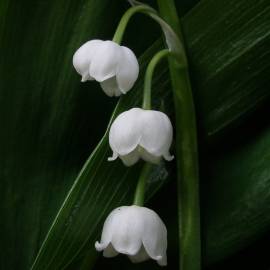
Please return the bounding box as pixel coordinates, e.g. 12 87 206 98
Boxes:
203 116 270 264
183 0 270 137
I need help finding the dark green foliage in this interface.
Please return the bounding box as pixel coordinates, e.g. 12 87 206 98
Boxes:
0 0 269 269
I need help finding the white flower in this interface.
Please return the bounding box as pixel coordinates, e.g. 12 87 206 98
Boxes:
95 205 167 266
108 108 174 166
72 40 139 97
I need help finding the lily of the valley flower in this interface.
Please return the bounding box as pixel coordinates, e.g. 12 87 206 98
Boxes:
108 108 174 166
95 205 167 266
72 40 139 97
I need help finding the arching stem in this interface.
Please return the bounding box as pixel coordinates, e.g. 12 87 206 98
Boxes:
112 5 157 44
142 49 170 110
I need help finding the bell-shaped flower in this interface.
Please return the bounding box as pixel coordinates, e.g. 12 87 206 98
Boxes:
108 108 174 166
95 205 167 266
72 40 139 97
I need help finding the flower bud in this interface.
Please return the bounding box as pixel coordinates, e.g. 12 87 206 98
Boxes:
95 205 167 266
108 108 174 166
73 40 139 97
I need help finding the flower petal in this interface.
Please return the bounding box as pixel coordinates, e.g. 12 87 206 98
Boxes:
163 151 174 161
95 206 127 251
140 207 167 265
95 241 107 251
116 46 139 93
157 254 167 266
108 151 118 162
103 243 119 258
100 77 122 97
138 147 161 164
109 108 143 156
119 149 140 167
110 206 143 256
139 110 173 159
72 40 102 81
89 41 121 82
128 246 150 263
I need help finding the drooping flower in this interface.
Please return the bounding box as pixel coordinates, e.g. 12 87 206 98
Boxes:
108 108 174 166
95 205 167 266
72 40 139 97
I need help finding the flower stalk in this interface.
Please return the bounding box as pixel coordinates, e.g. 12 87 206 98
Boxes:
142 49 170 110
133 48 172 207
112 3 186 67
133 163 153 206
157 1 201 270
112 5 157 44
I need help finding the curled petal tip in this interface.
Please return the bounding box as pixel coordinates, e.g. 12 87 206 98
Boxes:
95 241 108 251
158 259 167 266
119 87 127 95
81 76 88 82
155 255 167 266
95 241 105 251
108 152 118 161
164 153 174 161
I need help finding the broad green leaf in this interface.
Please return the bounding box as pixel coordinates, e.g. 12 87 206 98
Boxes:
183 0 270 137
203 116 270 264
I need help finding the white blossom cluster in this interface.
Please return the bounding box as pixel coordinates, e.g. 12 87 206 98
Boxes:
73 40 172 266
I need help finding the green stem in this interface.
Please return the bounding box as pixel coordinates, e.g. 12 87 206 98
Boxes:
133 163 152 206
157 1 201 270
156 0 182 38
112 5 157 44
142 49 170 110
112 2 186 69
